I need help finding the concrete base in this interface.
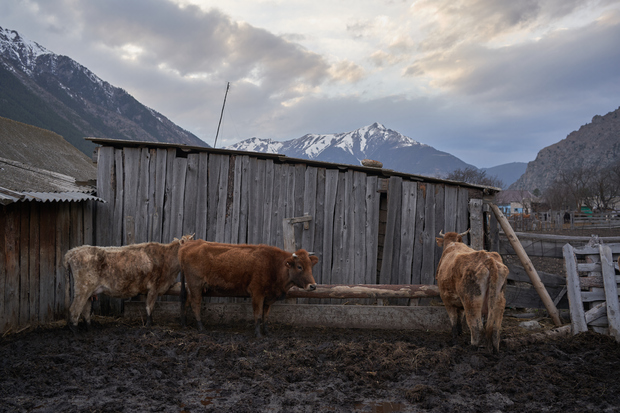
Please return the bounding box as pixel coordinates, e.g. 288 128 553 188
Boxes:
124 301 450 331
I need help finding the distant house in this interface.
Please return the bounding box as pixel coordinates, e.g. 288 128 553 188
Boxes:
0 116 103 333
495 189 535 216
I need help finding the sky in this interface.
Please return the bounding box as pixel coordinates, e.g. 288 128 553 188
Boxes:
2 0 620 168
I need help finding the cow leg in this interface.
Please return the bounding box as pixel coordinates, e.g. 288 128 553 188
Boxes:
187 285 205 331
82 299 93 331
262 301 275 336
251 296 265 338
463 301 484 349
68 292 91 333
145 290 158 327
444 305 463 344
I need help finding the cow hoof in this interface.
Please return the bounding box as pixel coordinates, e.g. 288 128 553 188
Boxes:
69 323 79 335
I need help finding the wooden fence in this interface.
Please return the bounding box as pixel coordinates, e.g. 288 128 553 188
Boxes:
507 211 620 232
91 139 492 314
563 242 620 340
0 200 95 333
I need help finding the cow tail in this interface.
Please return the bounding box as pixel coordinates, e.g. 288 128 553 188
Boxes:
485 256 508 352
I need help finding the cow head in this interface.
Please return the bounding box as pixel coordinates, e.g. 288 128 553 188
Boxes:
436 229 470 247
285 249 318 291
174 234 195 245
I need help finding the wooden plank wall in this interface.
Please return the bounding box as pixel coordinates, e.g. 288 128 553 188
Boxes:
0 200 95 333
95 146 481 312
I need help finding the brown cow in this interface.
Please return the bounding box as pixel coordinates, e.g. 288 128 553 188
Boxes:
178 240 318 337
435 230 508 353
63 235 194 333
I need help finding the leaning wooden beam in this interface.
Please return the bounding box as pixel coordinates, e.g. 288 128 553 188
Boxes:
490 203 563 326
164 283 440 299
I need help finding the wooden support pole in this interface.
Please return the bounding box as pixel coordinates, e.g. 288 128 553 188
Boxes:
490 203 563 326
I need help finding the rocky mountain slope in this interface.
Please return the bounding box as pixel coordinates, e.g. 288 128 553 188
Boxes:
510 107 620 191
227 122 475 178
0 26 207 156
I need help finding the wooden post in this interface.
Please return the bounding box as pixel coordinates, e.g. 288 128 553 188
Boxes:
490 203 563 326
599 245 620 341
563 243 588 334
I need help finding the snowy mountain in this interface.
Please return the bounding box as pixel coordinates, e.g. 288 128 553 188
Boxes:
0 26 207 155
228 123 475 178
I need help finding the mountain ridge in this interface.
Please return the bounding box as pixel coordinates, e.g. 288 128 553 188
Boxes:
0 26 207 156
227 122 476 178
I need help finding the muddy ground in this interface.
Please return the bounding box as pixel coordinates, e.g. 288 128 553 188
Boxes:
2 227 620 412
1 314 620 413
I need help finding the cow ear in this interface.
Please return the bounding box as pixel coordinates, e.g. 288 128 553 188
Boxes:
436 237 444 247
285 257 294 268
310 255 319 266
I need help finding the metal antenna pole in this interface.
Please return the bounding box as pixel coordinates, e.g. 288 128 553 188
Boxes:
214 82 230 148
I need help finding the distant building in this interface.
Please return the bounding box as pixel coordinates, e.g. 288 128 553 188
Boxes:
495 189 536 216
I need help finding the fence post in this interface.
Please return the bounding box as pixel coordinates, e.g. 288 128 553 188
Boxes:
490 203 563 326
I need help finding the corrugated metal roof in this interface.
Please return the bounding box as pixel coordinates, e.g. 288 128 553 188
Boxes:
0 157 96 193
0 186 105 205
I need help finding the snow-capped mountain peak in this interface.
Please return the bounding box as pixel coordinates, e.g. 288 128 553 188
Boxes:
223 123 459 177
0 26 50 72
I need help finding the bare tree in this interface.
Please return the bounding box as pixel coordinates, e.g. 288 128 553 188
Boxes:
446 167 504 188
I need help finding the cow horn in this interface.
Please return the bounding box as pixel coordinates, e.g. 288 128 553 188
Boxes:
459 228 471 237
292 253 298 258
438 230 445 237
307 252 316 256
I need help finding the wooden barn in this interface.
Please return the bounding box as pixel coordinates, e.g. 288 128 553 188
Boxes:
0 117 102 333
88 137 503 323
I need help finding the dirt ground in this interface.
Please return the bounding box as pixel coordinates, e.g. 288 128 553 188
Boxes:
1 314 620 413
2 226 620 412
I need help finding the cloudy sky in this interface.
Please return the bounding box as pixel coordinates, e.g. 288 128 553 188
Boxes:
2 0 620 167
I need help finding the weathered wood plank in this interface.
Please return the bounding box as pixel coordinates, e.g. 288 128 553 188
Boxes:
261 160 275 245
195 152 209 240
108 149 121 246
19 203 30 326
352 171 366 285
457 187 469 238
302 167 318 252
28 202 40 326
170 157 187 240
364 176 380 285
248 158 263 244
411 182 426 287
55 204 70 318
380 176 402 284
443 185 458 233
269 163 284 249
215 155 230 243
95 146 115 246
3 205 20 330
420 183 437 286
134 148 150 243
331 171 347 284
161 148 176 243
294 164 306 246
321 169 339 285
228 155 243 244
398 181 417 284
433 184 445 272
182 153 199 237
312 168 327 284
563 243 588 334
39 203 56 323
505 264 566 287
599 244 620 341
147 149 158 242
123 148 140 245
